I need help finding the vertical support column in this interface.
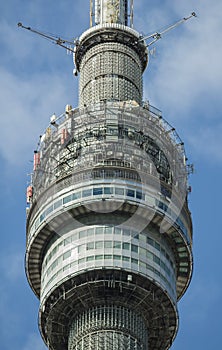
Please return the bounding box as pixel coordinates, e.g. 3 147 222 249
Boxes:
90 0 93 27
130 0 134 27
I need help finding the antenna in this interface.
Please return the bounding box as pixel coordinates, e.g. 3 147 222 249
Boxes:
17 22 78 54
140 12 197 47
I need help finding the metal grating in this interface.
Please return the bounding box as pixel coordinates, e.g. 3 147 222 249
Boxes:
68 305 148 350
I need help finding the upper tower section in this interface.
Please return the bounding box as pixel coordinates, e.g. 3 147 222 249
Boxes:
75 0 148 107
93 0 130 26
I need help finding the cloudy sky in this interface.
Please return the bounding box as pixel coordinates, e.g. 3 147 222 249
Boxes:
0 0 221 349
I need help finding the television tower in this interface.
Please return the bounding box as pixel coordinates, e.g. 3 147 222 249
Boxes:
24 1 194 349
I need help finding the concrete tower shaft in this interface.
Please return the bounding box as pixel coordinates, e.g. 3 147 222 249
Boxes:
25 1 193 350
75 1 147 107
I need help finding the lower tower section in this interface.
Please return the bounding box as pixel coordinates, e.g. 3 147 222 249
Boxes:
68 306 149 350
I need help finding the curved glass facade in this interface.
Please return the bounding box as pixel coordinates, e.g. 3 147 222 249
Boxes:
28 182 191 246
41 225 176 301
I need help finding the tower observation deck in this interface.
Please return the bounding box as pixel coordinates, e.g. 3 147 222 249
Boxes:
25 1 193 349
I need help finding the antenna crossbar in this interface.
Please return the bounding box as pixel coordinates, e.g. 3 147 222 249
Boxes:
140 12 197 47
17 22 77 54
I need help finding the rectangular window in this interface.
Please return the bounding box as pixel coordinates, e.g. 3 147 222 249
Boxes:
51 260 58 270
104 187 113 194
86 256 94 262
64 237 71 246
87 228 94 236
139 261 146 269
153 268 160 277
52 246 58 255
179 252 188 258
104 254 112 259
40 212 45 222
78 258 85 264
57 256 62 264
71 233 79 241
136 191 142 199
93 187 103 195
155 242 161 251
123 229 130 236
147 237 154 246
113 241 121 249
139 247 146 257
54 199 62 209
146 251 153 259
114 227 121 235
160 261 165 269
63 195 72 204
113 255 121 260
147 264 154 272
131 258 138 265
178 247 186 252
139 233 146 242
95 241 103 249
153 255 160 265
63 250 71 260
105 227 113 234
73 192 81 200
122 242 130 250
95 255 103 260
122 256 130 262
82 189 92 197
63 264 70 272
79 231 87 239
179 267 188 273
158 201 168 212
115 187 124 195
95 227 103 235
86 242 94 250
131 244 138 253
126 189 135 197
45 205 53 216
104 241 112 248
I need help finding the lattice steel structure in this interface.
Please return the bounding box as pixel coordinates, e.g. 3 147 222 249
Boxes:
25 1 193 350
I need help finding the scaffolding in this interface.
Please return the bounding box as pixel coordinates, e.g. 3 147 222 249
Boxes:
30 101 188 204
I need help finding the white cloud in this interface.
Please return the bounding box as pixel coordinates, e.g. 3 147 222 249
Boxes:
0 15 77 168
144 0 222 112
0 67 75 167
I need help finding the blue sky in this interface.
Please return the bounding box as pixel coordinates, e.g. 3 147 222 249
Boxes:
0 0 221 349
